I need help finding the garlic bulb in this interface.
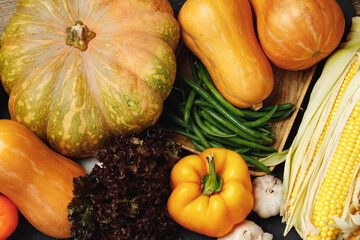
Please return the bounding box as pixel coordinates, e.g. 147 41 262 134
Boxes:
78 157 102 174
252 174 283 218
218 220 273 240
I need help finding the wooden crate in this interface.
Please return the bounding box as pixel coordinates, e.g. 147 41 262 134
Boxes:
172 41 316 175
0 0 16 36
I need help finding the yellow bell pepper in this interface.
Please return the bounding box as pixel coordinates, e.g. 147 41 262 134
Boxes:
167 148 253 237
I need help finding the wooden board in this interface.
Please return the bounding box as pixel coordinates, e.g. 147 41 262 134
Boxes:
263 64 316 151
172 41 316 175
0 0 16 36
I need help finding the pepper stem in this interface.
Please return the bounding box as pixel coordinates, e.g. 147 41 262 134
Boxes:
66 20 96 51
201 151 223 196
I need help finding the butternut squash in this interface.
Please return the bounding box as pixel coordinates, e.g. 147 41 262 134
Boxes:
0 119 86 238
178 0 274 109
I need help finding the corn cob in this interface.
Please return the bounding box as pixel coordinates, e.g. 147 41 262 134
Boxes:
287 59 358 216
281 17 360 239
306 101 360 239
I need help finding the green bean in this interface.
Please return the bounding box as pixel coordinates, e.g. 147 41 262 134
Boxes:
188 54 296 124
170 128 200 142
259 103 295 112
181 75 271 142
240 103 295 118
170 127 236 151
200 107 256 141
224 136 277 152
257 127 276 138
261 123 275 129
192 106 236 138
268 109 289 118
190 119 211 149
169 114 234 147
239 154 271 174
270 108 295 121
168 113 192 131
203 120 237 137
248 151 274 158
193 99 215 108
171 86 186 95
268 107 295 120
209 141 226 148
200 107 272 145
200 111 235 135
172 126 275 159
200 131 245 148
184 57 203 124
245 105 278 128
232 147 251 154
184 90 197 124
170 129 254 159
173 112 276 152
170 124 276 157
196 61 247 118
201 128 277 152
194 98 247 123
190 139 206 152
182 74 261 140
171 103 276 152
240 109 269 118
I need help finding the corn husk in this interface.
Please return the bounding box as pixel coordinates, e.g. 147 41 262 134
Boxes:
281 17 360 239
258 149 288 166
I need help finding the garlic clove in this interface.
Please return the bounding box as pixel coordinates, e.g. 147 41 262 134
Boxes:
218 220 273 240
252 174 283 219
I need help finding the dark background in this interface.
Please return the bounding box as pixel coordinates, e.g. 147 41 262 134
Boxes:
1 0 356 239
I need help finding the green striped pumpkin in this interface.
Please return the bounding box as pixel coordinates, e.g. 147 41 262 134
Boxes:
0 0 180 158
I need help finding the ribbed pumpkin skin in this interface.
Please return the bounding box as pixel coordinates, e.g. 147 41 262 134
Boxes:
250 0 345 70
178 0 274 109
0 119 86 238
0 0 180 158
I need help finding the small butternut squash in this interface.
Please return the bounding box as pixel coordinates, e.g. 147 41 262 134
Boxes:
178 0 274 109
250 0 345 70
0 119 86 239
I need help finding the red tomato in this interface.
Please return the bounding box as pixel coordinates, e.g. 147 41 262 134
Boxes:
0 194 18 240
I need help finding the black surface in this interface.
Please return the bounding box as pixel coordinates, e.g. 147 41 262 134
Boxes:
1 0 355 239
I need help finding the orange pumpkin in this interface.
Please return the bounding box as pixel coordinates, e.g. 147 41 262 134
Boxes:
0 0 180 158
250 0 345 70
0 119 86 238
178 0 274 109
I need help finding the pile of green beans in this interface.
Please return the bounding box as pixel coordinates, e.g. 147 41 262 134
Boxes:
167 54 296 173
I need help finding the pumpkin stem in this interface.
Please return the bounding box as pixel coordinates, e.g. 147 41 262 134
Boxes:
312 50 322 59
251 101 263 111
201 151 223 196
66 20 96 51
